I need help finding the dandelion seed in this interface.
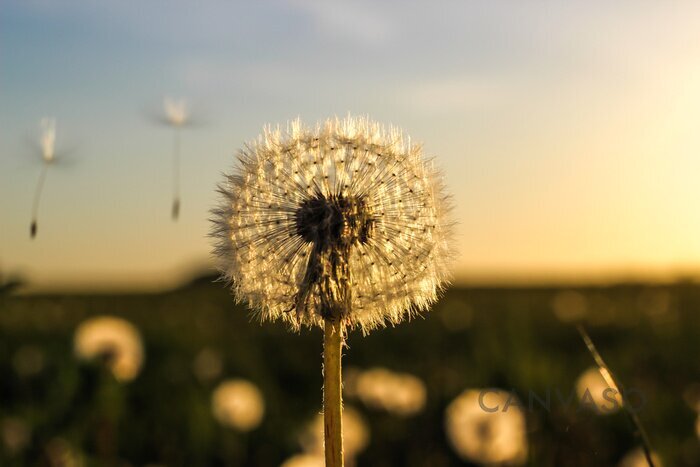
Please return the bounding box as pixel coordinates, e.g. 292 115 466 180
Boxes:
73 316 144 382
162 97 191 220
211 116 453 466
211 379 265 431
29 118 57 238
445 389 528 465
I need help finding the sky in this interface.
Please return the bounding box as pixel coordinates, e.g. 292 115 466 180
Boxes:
2 1 700 290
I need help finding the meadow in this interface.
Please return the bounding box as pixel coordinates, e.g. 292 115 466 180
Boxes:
1 275 699 466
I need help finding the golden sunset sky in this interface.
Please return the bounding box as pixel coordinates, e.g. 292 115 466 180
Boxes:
2 1 700 290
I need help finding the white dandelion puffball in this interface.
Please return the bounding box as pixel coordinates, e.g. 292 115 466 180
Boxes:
280 453 325 467
618 447 663 467
40 117 56 162
211 116 453 331
211 379 265 431
73 316 144 382
445 389 528 465
299 407 369 460
354 367 426 416
163 97 189 127
576 367 623 414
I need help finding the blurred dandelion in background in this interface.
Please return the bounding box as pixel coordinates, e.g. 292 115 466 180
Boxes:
280 453 325 467
211 379 265 431
551 290 587 323
352 367 426 416
445 389 528 465
298 407 369 464
192 347 223 383
29 118 57 238
684 383 700 412
618 447 663 467
45 437 84 467
438 296 473 331
576 366 624 414
73 316 144 382
1 417 31 456
12 344 45 377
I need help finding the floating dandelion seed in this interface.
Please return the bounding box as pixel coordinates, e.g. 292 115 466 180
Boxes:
211 379 265 431
445 389 528 465
211 116 453 466
162 97 190 220
73 316 144 382
29 118 57 238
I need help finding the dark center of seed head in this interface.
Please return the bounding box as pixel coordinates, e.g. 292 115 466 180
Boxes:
295 194 374 250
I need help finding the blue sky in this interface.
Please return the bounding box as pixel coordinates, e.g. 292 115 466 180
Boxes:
2 1 700 289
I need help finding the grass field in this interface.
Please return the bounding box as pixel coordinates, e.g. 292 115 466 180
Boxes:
1 275 699 466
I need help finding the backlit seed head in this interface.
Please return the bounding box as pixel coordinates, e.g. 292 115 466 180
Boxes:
40 118 56 163
163 97 189 127
211 116 454 332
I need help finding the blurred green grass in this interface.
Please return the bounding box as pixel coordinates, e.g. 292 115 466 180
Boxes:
1 275 699 466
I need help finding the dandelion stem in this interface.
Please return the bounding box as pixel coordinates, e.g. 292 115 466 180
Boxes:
576 325 655 467
323 317 344 467
30 163 48 239
172 126 181 220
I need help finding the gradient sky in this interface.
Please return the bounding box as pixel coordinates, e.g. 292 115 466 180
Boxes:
2 1 700 290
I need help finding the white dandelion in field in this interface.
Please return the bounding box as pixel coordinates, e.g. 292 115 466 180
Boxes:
576 366 623 414
73 316 144 382
211 116 453 466
353 367 426 416
299 407 369 464
445 389 528 465
211 379 265 431
157 96 192 220
29 118 58 238
211 116 453 331
280 453 325 467
618 447 663 467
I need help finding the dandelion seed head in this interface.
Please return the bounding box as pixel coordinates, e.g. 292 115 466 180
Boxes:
211 116 453 331
40 118 56 162
211 379 265 431
73 316 144 382
164 97 189 127
445 389 528 465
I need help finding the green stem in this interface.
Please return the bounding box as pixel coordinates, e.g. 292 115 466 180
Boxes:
323 318 344 467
